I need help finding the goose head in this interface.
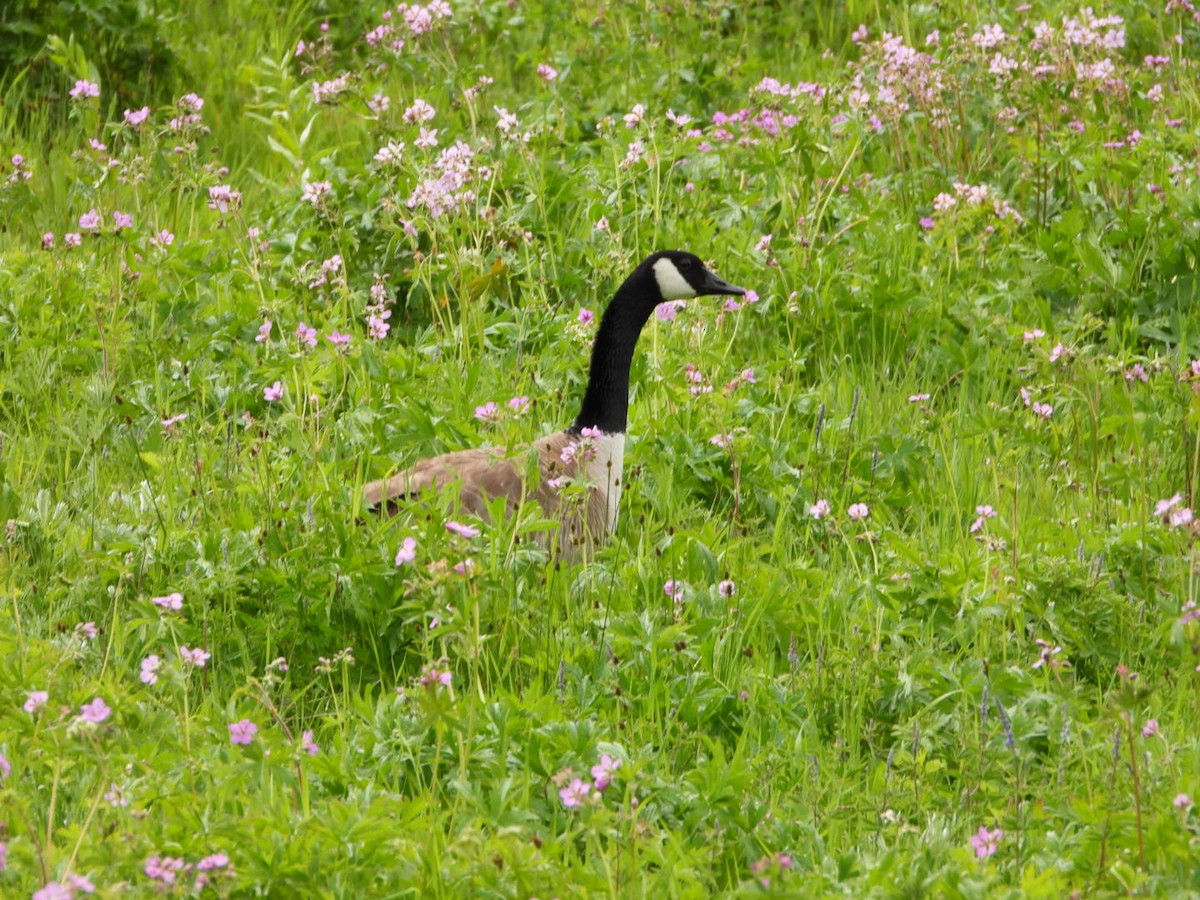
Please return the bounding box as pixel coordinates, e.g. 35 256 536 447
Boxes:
644 250 747 303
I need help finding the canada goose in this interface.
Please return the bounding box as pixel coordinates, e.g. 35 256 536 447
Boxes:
363 250 746 558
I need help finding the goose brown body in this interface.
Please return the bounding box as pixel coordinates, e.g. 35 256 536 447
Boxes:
362 251 744 560
363 430 622 559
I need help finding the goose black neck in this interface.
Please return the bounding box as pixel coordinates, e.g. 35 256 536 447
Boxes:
572 274 658 435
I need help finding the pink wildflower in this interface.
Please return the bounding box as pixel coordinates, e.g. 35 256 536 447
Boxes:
445 520 480 538
69 80 100 99
395 536 418 565
140 655 162 685
152 591 184 611
970 826 1003 858
80 697 111 723
302 730 320 755
591 754 622 791
228 719 258 745
559 777 592 808
179 646 210 667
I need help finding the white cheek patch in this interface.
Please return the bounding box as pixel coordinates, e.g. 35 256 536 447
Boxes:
653 258 697 300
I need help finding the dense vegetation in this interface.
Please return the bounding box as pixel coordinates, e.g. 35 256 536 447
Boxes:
1 0 1199 895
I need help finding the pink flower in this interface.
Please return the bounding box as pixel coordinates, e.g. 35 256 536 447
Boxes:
77 621 98 640
1141 719 1160 738
1175 794 1193 810
144 856 186 884
919 217 935 230
741 368 756 383
847 503 869 521
326 330 351 348
179 646 210 667
656 300 685 322
395 536 418 565
112 210 133 231
710 433 734 449
79 209 101 231
1031 402 1054 419
559 777 592 808
41 232 54 249
537 63 558 81
474 401 499 422
80 697 111 723
577 308 594 325
590 754 622 790
1155 494 1183 517
446 520 480 538
255 320 272 343
0 752 9 780
718 579 736 598
419 664 453 688
744 289 760 304
494 106 518 132
67 873 96 894
805 498 832 520
455 555 475 575
229 719 258 745
403 99 436 123
197 853 230 871
594 216 609 232
850 23 868 42
33 883 74 900
414 127 439 149
301 181 332 206
1125 364 1148 383
151 229 175 249
88 139 107 152
208 185 242 213
908 393 931 403
1169 507 1194 527
1049 342 1067 363
140 655 162 685
970 505 997 533
296 322 317 347
124 106 150 126
302 730 320 756
152 591 183 611
64 233 82 248
263 381 284 402
663 580 684 600
24 690 48 713
69 79 100 99
508 395 530 413
970 826 1003 858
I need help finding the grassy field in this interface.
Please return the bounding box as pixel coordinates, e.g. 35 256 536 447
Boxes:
2 0 1199 895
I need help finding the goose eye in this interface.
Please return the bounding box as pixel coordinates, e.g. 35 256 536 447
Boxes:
678 258 693 270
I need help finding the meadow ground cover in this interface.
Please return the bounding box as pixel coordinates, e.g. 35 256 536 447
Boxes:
1 0 1200 895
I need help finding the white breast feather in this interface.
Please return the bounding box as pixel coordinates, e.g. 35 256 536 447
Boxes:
585 433 626 533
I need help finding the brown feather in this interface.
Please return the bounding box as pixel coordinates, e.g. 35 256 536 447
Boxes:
363 431 614 560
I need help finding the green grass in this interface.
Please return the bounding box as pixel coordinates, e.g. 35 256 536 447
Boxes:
2 0 1199 895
